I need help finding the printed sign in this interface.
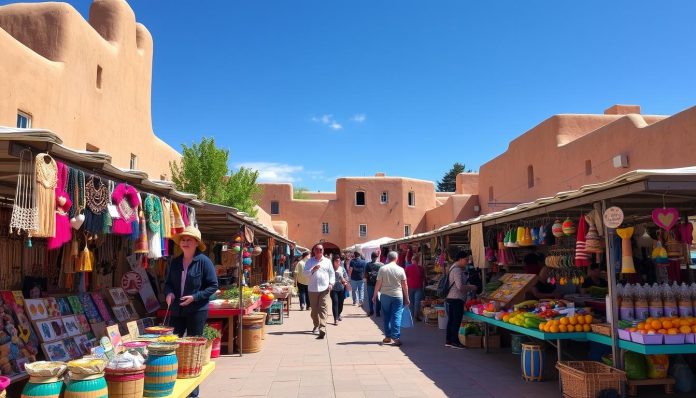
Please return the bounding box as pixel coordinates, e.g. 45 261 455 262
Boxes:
603 206 624 229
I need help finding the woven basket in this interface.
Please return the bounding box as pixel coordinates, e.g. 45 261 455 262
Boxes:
175 337 207 379
105 367 145 398
144 326 174 336
556 361 626 398
202 340 213 366
589 323 611 336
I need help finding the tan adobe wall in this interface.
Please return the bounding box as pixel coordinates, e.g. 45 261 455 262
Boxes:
0 0 180 178
424 194 480 231
477 106 695 213
456 172 479 194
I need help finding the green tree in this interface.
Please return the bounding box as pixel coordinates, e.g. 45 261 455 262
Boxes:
170 137 261 216
293 187 310 199
437 162 470 192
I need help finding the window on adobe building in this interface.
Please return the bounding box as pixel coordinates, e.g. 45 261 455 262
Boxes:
527 165 534 188
359 224 367 238
271 201 280 215
85 143 99 153
96 65 103 89
404 224 411 237
380 191 389 204
16 111 31 128
585 160 592 176
355 191 366 206
130 154 137 170
322 222 329 234
488 186 494 203
407 191 415 207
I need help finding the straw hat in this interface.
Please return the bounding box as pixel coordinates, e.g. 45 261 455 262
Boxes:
172 226 206 251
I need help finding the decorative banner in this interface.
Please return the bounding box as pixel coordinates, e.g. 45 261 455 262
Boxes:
651 207 679 231
603 206 624 229
121 271 143 295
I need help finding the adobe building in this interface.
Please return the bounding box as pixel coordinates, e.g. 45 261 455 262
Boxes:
0 0 180 179
260 104 696 249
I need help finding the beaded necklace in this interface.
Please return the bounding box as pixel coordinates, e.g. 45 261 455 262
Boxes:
85 175 109 214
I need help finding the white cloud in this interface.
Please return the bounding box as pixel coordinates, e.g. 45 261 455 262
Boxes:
312 114 342 130
351 113 366 123
237 162 304 183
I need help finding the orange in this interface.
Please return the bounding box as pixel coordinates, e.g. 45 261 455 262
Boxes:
576 315 585 325
682 318 692 326
639 329 648 335
550 325 559 333
646 317 655 324
667 328 679 335
584 315 593 324
538 322 546 331
559 324 567 333
560 317 569 325
679 325 691 334
647 329 657 334
650 320 662 330
637 322 646 330
691 325 696 333
657 329 668 334
671 319 681 327
628 327 637 332
567 325 575 332
569 317 578 326
582 324 591 332
662 321 673 329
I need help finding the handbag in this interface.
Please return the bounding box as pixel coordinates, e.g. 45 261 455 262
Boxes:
401 306 414 328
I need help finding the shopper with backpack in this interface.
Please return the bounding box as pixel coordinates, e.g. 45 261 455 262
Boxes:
364 252 383 317
444 251 478 349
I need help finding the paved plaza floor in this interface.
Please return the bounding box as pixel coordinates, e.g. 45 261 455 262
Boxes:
199 299 565 397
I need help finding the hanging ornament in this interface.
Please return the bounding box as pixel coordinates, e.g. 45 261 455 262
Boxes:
616 227 636 273
133 212 149 254
242 257 252 265
651 207 679 231
516 226 525 245
636 226 654 250
562 217 576 236
651 240 669 264
252 246 263 256
552 220 564 237
243 251 250 258
520 227 533 246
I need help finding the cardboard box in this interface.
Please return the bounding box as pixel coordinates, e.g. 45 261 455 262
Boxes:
464 335 483 348
484 334 501 349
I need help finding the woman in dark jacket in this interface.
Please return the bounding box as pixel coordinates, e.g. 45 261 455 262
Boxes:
165 226 219 335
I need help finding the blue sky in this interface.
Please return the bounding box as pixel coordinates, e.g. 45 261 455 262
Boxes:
5 1 696 192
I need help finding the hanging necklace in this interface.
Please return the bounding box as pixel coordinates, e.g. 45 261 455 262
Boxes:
85 175 109 214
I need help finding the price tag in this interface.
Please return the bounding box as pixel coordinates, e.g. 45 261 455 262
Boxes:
603 206 624 229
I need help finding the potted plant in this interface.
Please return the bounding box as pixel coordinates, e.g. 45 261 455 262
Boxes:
202 324 222 362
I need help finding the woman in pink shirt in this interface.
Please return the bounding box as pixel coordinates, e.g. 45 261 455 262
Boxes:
405 255 426 321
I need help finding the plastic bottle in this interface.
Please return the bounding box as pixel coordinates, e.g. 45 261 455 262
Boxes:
662 282 678 318
619 283 635 321
677 283 692 317
633 284 649 321
648 283 664 318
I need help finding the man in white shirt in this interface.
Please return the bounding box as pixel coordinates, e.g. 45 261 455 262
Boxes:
303 244 335 339
373 251 409 346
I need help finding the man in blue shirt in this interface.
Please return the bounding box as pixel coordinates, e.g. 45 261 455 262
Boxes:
349 252 367 306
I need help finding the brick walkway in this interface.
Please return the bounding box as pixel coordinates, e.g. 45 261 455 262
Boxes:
199 299 565 397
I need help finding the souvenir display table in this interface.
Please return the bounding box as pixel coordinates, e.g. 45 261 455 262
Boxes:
167 362 216 398
157 300 260 355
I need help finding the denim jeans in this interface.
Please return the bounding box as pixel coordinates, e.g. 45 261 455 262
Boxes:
408 288 424 320
172 310 207 397
329 290 345 321
350 280 364 304
297 283 310 309
366 284 380 315
380 294 404 340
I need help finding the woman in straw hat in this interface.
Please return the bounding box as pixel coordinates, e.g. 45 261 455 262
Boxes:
164 225 218 324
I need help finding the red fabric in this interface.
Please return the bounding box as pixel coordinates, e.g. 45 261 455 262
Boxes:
405 264 425 289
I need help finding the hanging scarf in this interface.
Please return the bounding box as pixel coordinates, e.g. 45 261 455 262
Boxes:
66 167 85 219
111 183 140 235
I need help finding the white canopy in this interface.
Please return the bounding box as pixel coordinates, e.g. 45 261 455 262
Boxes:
346 237 395 259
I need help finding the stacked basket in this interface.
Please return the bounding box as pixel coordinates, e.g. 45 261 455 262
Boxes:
175 337 208 379
105 366 146 398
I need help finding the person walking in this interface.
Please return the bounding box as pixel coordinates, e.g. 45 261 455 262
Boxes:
294 251 311 310
348 251 367 306
303 244 334 339
365 252 384 317
330 254 349 325
164 226 218 398
373 251 409 346
445 251 478 349
405 255 425 321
